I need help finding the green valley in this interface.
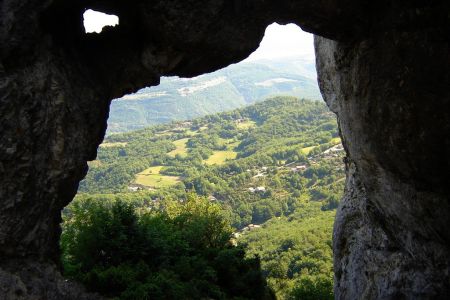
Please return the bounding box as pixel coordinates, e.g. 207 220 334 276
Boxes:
67 97 344 299
108 56 322 133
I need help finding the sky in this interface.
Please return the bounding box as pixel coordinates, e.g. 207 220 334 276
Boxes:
244 23 315 61
83 11 314 59
83 9 119 33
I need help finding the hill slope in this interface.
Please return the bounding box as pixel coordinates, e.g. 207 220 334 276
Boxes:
76 97 344 299
108 56 321 133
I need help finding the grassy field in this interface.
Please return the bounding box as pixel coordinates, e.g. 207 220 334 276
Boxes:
88 160 102 167
167 138 189 157
236 120 256 130
184 129 199 136
215 137 233 147
301 145 317 155
301 138 341 155
204 150 238 165
100 142 128 148
227 140 240 149
134 166 180 188
331 137 341 144
155 131 172 137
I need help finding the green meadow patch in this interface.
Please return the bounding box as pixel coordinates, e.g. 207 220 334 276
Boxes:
134 166 180 188
167 138 189 157
236 120 256 130
100 142 128 148
301 145 317 155
204 150 237 165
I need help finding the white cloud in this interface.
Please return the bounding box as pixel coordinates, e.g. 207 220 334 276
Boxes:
245 23 314 61
83 9 119 33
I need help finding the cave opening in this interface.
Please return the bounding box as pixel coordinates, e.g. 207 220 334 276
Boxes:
0 0 450 299
64 23 344 299
2 1 449 298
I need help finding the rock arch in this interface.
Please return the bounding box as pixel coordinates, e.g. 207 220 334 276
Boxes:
0 1 449 298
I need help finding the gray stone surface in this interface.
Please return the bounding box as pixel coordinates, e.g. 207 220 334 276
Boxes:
0 260 100 300
0 0 449 299
315 12 450 297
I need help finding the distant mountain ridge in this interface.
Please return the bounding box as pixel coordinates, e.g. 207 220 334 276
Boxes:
108 55 321 134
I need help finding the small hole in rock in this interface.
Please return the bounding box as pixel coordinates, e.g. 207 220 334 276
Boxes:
83 9 119 33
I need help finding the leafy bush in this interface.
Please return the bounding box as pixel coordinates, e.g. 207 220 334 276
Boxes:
61 194 273 299
289 275 334 300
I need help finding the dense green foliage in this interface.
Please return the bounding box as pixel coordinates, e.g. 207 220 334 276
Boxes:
69 97 345 299
108 57 321 133
240 202 334 299
62 193 273 299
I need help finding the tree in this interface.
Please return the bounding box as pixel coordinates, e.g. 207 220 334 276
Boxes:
61 194 274 299
289 275 334 300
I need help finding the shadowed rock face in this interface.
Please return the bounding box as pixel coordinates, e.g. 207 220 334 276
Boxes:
0 0 449 299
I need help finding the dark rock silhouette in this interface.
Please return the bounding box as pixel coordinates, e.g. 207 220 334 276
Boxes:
0 0 449 299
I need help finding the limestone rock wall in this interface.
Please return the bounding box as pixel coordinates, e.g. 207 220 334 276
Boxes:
315 5 450 295
0 0 449 298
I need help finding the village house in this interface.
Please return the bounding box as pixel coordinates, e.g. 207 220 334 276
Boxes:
291 164 308 172
128 186 140 192
248 186 266 193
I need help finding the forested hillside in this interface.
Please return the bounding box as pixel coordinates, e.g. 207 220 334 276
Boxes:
108 56 321 133
66 97 344 299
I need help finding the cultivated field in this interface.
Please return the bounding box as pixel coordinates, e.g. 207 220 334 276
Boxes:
204 150 238 165
167 138 189 157
134 166 180 188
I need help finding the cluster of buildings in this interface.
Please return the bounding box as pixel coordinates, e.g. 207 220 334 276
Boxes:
127 184 155 192
248 186 266 193
290 164 308 173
